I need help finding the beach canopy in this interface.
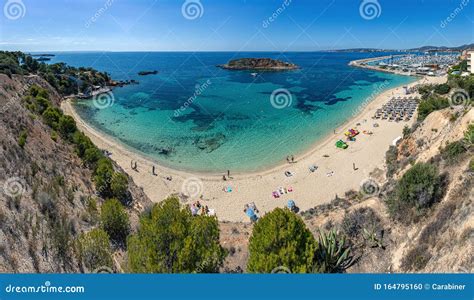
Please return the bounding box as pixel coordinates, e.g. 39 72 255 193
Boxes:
246 208 255 218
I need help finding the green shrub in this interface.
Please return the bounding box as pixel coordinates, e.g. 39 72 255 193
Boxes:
78 228 113 272
465 124 474 146
50 130 58 142
127 197 226 273
417 96 450 120
385 145 399 177
469 157 474 172
402 125 411 138
433 83 450 95
58 115 77 139
100 198 130 246
387 163 443 222
440 141 466 163
110 173 128 200
34 96 51 114
84 147 103 168
73 131 94 158
18 130 28 148
247 208 316 273
93 158 114 197
42 106 62 129
397 163 442 209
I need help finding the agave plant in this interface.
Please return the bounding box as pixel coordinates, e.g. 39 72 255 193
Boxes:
362 226 385 249
314 229 352 273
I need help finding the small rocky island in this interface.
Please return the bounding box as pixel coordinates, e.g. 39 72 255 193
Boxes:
218 58 298 71
138 70 158 76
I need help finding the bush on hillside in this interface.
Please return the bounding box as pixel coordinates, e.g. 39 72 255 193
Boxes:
440 140 466 163
110 173 129 202
417 96 450 120
100 198 130 246
127 197 226 273
247 208 316 273
78 228 113 272
387 163 443 223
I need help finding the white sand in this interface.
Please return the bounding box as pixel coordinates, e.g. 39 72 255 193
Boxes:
61 70 447 222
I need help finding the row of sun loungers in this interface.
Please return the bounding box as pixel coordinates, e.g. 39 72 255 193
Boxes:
373 97 419 122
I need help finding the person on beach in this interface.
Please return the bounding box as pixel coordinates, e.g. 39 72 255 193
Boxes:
227 170 230 178
223 175 227 181
152 165 156 176
353 163 358 171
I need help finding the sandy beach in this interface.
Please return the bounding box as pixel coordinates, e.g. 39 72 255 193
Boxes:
61 60 447 222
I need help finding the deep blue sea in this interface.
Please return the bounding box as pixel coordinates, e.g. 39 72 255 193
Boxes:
48 52 416 173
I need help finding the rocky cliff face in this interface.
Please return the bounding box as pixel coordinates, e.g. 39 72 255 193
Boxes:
0 74 150 273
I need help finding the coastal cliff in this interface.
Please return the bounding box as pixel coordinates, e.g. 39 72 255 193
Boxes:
0 73 150 273
218 58 298 70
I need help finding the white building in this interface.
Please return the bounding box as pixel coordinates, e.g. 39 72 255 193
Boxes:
468 51 474 74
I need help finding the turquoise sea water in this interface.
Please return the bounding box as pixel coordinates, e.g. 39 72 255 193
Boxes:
49 52 416 173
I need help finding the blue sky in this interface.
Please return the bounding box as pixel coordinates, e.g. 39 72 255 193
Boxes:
0 0 473 51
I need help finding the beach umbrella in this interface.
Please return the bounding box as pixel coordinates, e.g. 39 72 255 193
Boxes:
287 200 295 209
246 208 255 218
